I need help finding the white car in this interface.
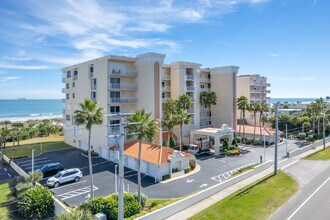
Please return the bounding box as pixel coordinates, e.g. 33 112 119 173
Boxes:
47 168 82 188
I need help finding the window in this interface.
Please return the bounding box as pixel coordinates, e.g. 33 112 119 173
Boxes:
66 115 70 121
90 65 94 73
66 94 69 99
201 85 205 89
162 93 165 98
110 106 120 113
110 78 120 84
66 83 69 89
66 70 71 78
110 91 120 98
91 78 97 90
72 93 75 99
162 82 165 87
72 82 75 87
91 92 96 101
208 83 211 88
73 69 78 80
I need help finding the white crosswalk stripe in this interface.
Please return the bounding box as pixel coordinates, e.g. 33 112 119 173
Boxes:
211 163 256 183
56 186 98 200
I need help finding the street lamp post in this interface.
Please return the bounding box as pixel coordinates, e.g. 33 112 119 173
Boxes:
285 124 288 157
115 164 118 193
263 134 266 163
274 103 279 175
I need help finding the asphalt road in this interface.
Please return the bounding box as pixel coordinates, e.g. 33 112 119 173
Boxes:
270 160 330 220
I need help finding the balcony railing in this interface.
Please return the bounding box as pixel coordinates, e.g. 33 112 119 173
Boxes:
108 69 137 77
109 97 137 103
200 78 210 83
162 86 171 91
162 75 171 80
62 78 65 83
186 86 195 91
185 75 195 80
61 88 66 93
200 121 210 127
187 109 195 114
89 72 94 78
108 83 137 90
200 116 211 122
162 97 169 103
200 87 209 92
266 90 271 93
91 97 97 102
73 75 78 80
108 126 120 133
91 85 97 90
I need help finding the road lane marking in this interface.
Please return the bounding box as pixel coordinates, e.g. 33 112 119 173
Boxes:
186 179 194 183
200 184 207 188
287 177 330 220
51 180 87 190
281 160 299 170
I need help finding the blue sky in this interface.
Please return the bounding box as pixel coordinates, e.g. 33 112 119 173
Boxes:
0 0 329 99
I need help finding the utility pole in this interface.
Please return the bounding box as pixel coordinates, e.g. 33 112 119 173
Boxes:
263 134 266 163
32 149 35 174
115 164 118 193
274 103 279 175
323 111 326 150
285 124 288 157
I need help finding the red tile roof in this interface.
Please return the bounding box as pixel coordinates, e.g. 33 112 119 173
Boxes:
235 125 276 136
162 132 177 141
110 141 191 165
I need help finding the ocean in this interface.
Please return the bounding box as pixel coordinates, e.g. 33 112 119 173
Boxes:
0 99 64 122
269 98 319 104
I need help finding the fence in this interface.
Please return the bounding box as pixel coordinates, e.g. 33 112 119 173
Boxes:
288 137 330 158
136 161 272 220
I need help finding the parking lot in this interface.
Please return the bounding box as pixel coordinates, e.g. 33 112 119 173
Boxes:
12 140 300 207
0 163 18 183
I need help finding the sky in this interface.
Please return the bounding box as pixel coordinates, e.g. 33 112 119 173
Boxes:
0 0 329 99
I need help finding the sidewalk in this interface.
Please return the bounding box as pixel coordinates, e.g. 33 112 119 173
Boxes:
166 143 329 220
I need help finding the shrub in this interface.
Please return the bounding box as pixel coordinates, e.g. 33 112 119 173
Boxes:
172 168 179 173
27 171 43 184
232 138 238 146
298 132 306 140
236 137 242 143
80 193 141 220
133 192 148 208
169 136 176 148
53 209 94 220
18 185 54 219
15 182 33 195
82 150 99 157
245 138 253 145
162 174 171 181
184 167 191 174
222 139 229 147
189 158 196 170
307 135 314 141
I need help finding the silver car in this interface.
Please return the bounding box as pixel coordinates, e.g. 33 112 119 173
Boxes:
47 168 82 188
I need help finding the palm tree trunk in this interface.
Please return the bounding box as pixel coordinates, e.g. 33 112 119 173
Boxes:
317 118 320 135
259 112 263 141
138 141 142 204
179 124 183 152
88 129 94 198
243 110 246 139
239 110 242 137
167 129 170 147
253 112 256 140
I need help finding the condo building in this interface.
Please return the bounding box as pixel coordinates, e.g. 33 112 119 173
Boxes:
237 74 271 124
62 52 238 158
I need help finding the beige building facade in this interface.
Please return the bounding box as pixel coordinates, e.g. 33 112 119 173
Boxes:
62 52 238 155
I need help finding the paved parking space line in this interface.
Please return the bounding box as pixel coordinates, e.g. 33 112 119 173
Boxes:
56 185 98 200
50 180 87 190
17 158 49 165
16 157 48 163
20 160 52 167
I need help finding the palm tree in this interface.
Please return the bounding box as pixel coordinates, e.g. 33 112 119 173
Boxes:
0 121 11 148
178 94 192 111
126 109 159 205
162 98 178 145
176 109 191 151
258 102 269 140
200 91 208 119
249 102 260 140
237 96 249 138
205 91 217 114
12 122 24 146
74 99 104 198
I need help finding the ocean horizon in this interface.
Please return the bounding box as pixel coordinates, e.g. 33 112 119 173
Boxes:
0 97 324 122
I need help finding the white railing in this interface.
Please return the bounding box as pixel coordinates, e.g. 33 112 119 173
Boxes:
162 97 169 103
162 86 171 91
61 88 66 93
200 78 210 83
91 84 97 90
162 75 171 80
108 83 137 90
186 86 195 91
109 97 137 103
108 69 137 76
89 72 94 78
108 126 120 133
185 75 194 80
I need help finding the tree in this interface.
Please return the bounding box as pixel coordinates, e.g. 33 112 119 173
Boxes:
176 109 191 151
204 91 217 114
0 121 11 147
53 209 94 220
162 98 178 145
248 102 260 140
177 94 192 110
258 102 269 140
74 99 104 199
126 109 158 205
12 122 24 146
237 96 249 138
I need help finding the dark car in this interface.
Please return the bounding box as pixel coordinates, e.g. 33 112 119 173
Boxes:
37 163 64 177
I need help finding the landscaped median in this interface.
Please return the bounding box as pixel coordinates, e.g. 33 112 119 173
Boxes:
189 171 298 220
303 146 330 160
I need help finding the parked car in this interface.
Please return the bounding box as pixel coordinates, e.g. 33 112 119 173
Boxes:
47 168 83 188
37 163 63 177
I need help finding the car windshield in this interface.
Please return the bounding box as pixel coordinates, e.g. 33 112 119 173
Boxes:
40 165 48 172
54 173 62 178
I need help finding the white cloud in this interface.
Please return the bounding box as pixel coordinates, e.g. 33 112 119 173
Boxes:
1 76 20 82
268 53 281 57
3 50 32 61
0 63 49 70
182 9 203 21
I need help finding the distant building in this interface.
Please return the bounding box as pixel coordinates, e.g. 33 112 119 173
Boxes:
237 74 271 125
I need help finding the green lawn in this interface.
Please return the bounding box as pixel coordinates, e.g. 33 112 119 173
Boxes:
3 141 72 159
0 181 15 220
303 146 330 160
189 171 298 220
5 135 64 147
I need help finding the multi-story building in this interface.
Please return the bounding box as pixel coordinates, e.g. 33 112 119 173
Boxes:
62 52 238 157
237 74 271 125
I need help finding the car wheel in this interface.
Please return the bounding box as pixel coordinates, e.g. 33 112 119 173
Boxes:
54 182 60 188
74 177 80 182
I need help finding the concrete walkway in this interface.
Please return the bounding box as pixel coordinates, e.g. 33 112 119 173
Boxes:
166 143 329 220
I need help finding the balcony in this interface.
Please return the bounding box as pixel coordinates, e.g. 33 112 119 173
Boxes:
109 97 137 103
91 84 97 90
91 97 97 102
200 87 209 92
266 90 271 93
162 75 171 80
89 72 94 78
162 86 171 91
162 97 169 103
108 69 137 77
108 83 137 90
200 78 210 83
190 97 195 102
61 88 66 93
73 75 78 80
62 78 65 83
185 75 195 81
108 126 120 133
186 86 195 91
266 83 271 87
